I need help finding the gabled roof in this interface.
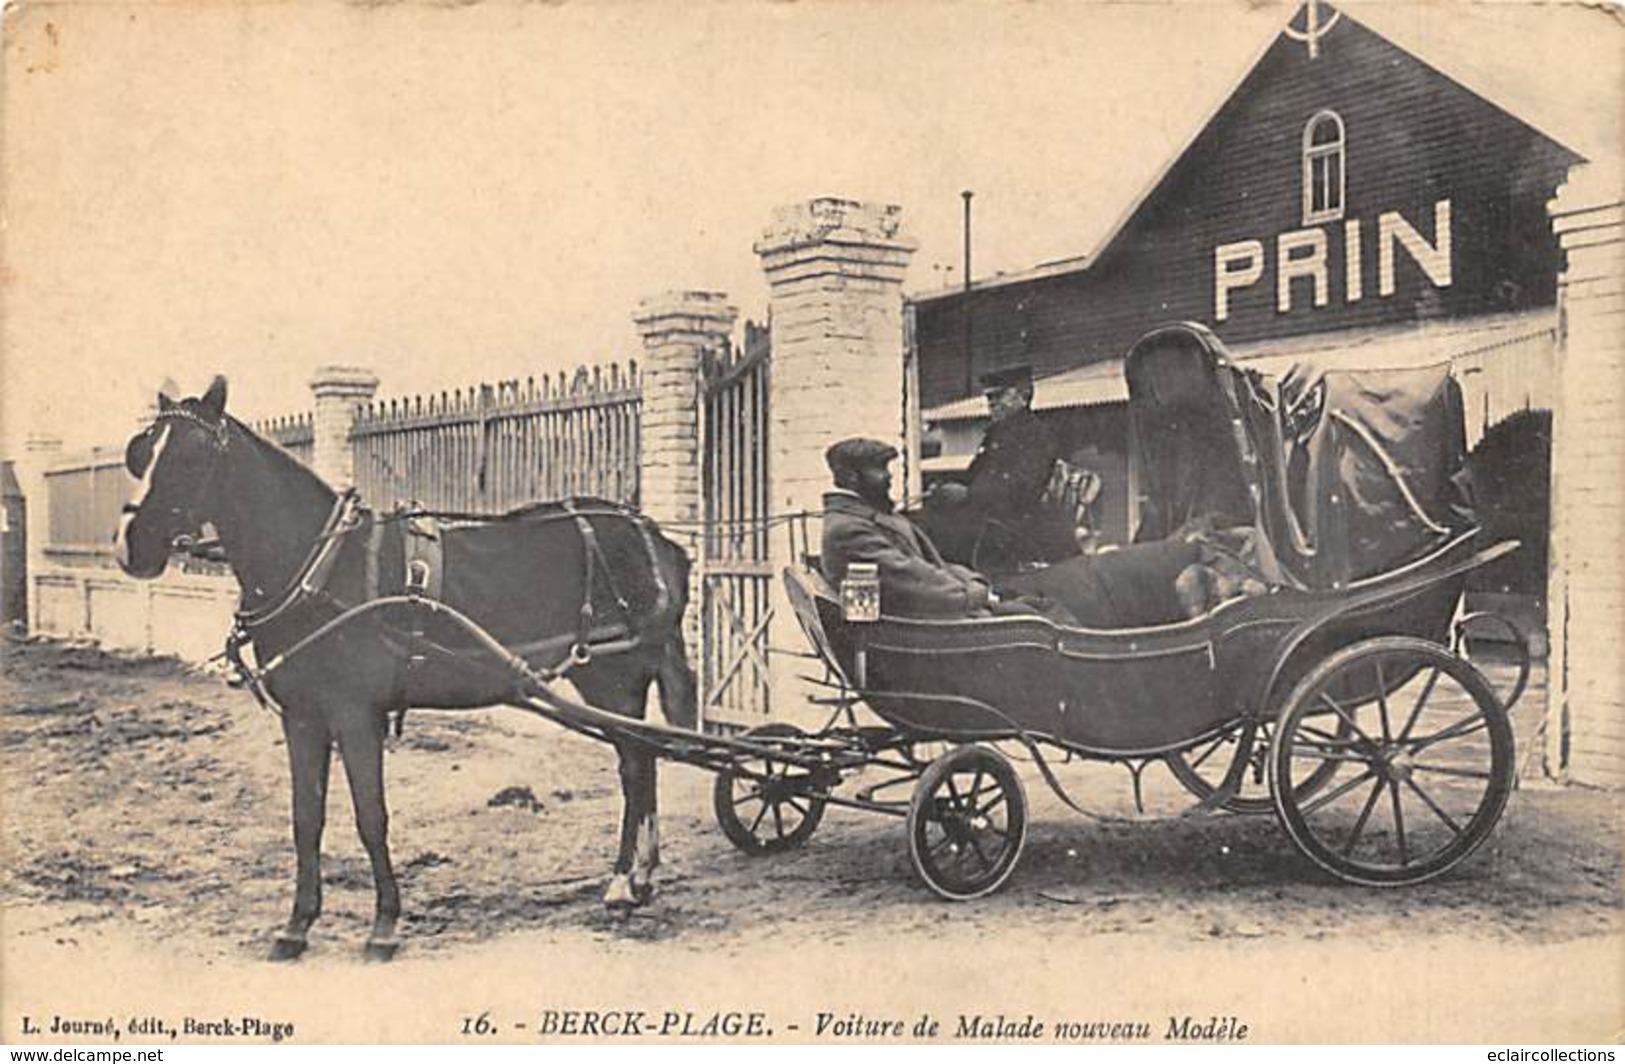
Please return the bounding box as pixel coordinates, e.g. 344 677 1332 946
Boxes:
913 1 1588 304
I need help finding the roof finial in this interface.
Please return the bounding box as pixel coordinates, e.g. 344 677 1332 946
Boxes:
1284 0 1342 60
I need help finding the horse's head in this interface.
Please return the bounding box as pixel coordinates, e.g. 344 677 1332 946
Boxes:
115 376 231 579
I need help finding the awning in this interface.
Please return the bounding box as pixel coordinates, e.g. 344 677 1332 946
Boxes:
923 310 1558 425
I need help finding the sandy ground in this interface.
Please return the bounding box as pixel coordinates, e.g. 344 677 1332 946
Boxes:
1 638 1620 1044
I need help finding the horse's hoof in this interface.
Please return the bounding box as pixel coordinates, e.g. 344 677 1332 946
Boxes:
363 937 401 963
268 935 308 962
603 875 636 910
603 881 656 917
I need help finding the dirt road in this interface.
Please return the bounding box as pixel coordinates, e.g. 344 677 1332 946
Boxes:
2 639 1619 1043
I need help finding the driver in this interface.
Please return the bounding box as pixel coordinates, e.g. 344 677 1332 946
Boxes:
919 364 1068 570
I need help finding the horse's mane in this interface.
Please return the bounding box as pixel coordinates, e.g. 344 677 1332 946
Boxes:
226 414 338 503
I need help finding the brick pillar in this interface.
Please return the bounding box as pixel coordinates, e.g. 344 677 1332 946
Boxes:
15 433 62 634
308 366 379 491
755 197 917 721
1547 161 1625 786
634 290 738 670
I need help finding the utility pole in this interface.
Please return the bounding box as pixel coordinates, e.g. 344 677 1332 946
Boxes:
962 189 974 395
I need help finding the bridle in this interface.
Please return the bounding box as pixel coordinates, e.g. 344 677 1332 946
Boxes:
123 407 232 550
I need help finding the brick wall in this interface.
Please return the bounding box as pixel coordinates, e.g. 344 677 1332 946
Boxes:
1548 161 1625 786
756 198 917 723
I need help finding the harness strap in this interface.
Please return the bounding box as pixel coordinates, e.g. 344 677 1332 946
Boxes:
235 491 360 629
223 622 281 716
562 501 600 666
228 496 670 700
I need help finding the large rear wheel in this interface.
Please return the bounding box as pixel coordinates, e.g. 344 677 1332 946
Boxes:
1270 637 1514 886
907 745 1027 901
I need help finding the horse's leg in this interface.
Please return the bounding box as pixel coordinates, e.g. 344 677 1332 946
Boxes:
575 664 661 912
611 740 662 909
334 709 401 961
271 713 331 961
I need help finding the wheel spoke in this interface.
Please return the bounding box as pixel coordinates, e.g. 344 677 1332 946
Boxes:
1301 767 1378 815
771 802 786 839
966 836 993 873
1396 666 1441 742
1187 730 1234 771
1410 714 1489 750
1317 691 1377 745
926 832 956 861
976 791 1009 820
787 797 812 819
1340 777 1387 857
1388 780 1410 865
732 785 765 809
1289 742 1369 763
747 801 770 836
1403 776 1464 836
1410 761 1495 781
1375 661 1394 742
968 768 987 807
1299 723 1356 748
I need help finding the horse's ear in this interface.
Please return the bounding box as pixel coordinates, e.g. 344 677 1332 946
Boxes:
200 375 228 420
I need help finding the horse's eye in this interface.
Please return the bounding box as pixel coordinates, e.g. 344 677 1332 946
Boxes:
125 431 155 477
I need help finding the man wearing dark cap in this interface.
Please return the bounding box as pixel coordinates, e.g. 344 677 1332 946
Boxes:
922 364 1066 570
820 437 997 619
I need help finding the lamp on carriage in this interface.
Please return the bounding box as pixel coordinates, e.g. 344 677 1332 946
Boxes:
841 562 881 687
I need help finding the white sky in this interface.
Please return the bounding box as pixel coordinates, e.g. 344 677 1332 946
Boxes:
2 0 1619 453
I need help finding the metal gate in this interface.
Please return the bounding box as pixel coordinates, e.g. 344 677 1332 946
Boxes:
699 321 773 728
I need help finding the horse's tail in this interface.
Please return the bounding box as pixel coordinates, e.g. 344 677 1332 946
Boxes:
652 531 698 730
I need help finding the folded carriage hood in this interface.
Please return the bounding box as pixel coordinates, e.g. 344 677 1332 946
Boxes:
1126 322 1475 590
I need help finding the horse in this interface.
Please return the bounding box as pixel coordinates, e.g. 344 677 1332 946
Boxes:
114 377 697 961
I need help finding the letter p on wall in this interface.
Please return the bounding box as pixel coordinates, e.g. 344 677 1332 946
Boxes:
1214 240 1265 321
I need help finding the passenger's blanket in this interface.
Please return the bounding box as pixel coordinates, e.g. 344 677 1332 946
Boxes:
999 537 1200 629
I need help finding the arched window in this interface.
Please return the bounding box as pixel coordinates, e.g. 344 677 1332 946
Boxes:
1302 110 1345 224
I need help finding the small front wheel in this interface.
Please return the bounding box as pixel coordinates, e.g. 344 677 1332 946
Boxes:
908 745 1027 900
713 723 828 855
1270 637 1514 886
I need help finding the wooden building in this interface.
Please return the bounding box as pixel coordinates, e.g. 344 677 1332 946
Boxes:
913 1 1581 607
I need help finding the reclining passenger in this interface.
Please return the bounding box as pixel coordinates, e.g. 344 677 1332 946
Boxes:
1172 520 1272 618
998 518 1273 627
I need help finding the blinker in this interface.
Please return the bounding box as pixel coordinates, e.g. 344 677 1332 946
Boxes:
125 430 155 477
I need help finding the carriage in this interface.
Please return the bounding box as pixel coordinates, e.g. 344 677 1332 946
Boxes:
117 322 1531 957
697 321 1530 898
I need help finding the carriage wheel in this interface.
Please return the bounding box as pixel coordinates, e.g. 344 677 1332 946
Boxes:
1270 637 1514 886
713 723 829 855
1167 716 1350 815
907 745 1027 901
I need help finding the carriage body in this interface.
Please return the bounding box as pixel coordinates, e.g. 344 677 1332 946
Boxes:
785 531 1476 757
757 323 1524 899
